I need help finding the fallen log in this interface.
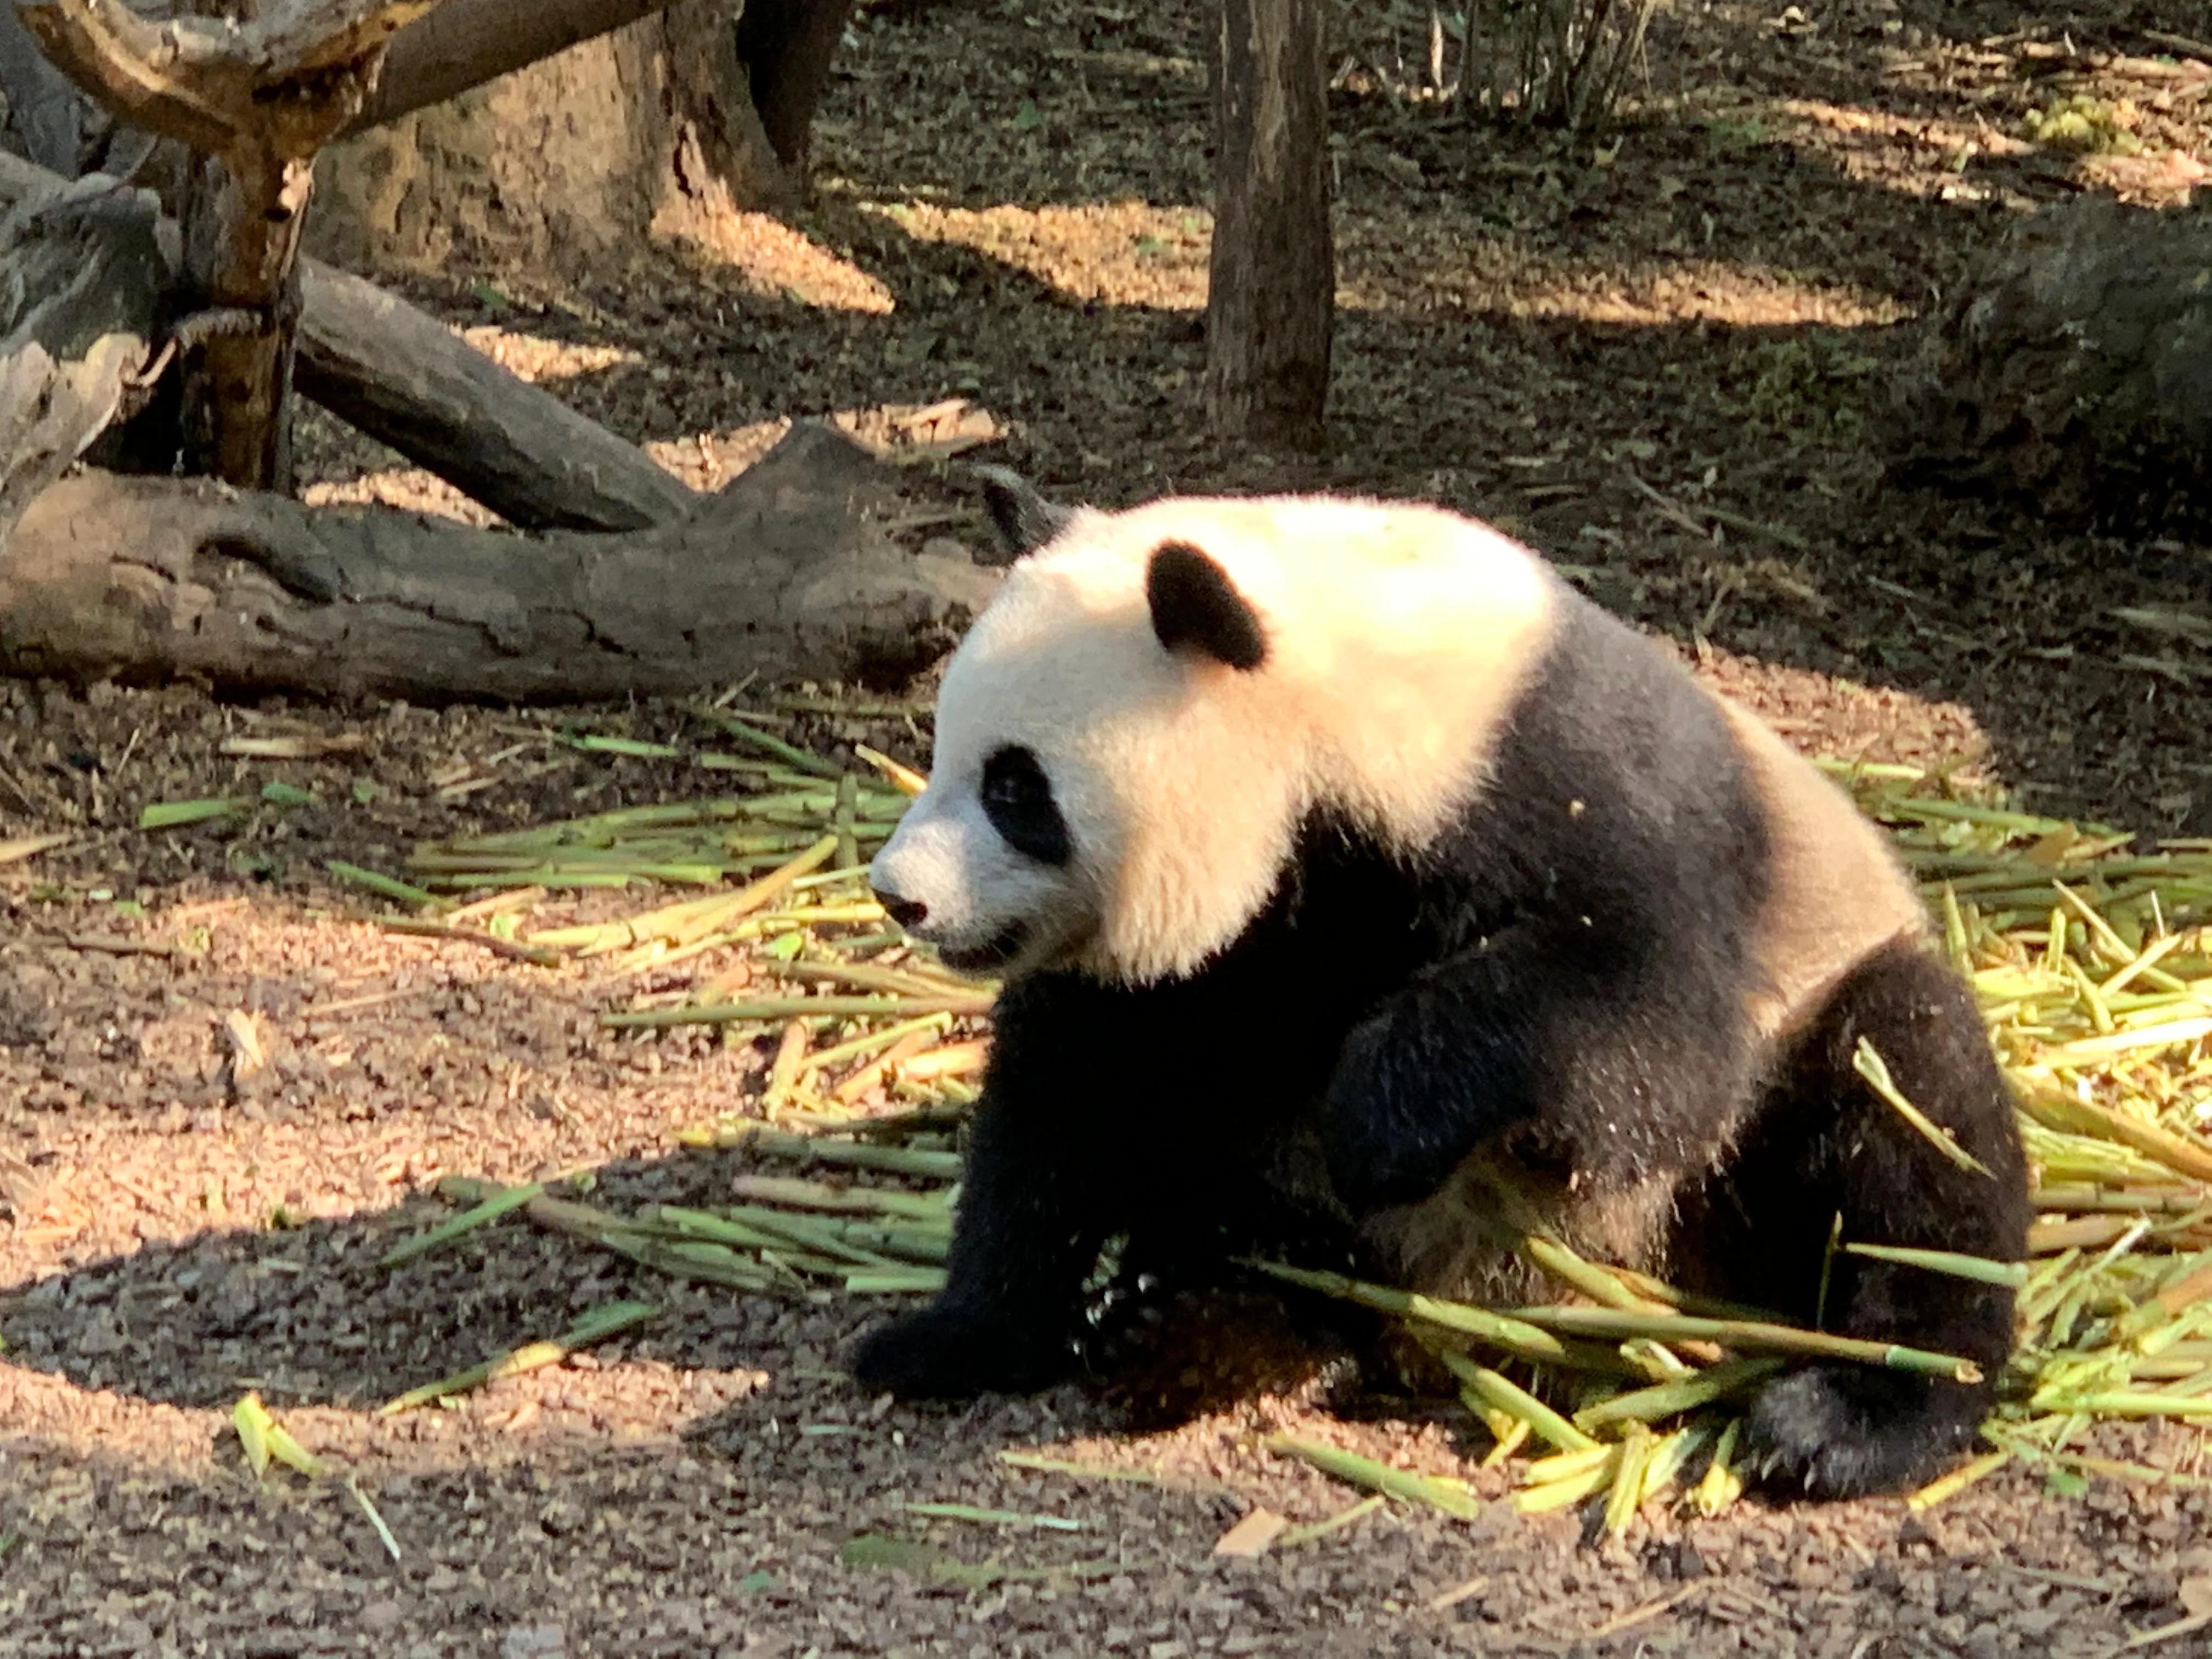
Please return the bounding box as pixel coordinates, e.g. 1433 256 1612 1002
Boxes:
0 420 1000 699
294 262 697 532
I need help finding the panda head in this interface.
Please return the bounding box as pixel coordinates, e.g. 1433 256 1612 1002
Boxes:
870 474 1559 985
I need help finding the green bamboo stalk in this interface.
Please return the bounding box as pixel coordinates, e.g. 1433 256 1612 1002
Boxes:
778 960 994 1001
1264 1436 1481 1520
1693 1419 1743 1517
726 1174 951 1218
380 1301 657 1413
1843 1243 2028 1288
1274 1496 1386 1548
1434 1348 1596 1452
1519 1234 1671 1314
742 1129 964 1180
605 1233 777 1290
1252 1261 1623 1370
689 707 845 778
1571 1358 1784 1431
605 993 989 1029
845 1267 949 1294
1502 1305 1983 1383
905 1503 1083 1531
795 1013 955 1075
1604 1425 1657 1535
327 861 447 911
719 1205 901 1266
2031 1391 2212 1419
380 1181 545 1269
1853 1038 1994 1178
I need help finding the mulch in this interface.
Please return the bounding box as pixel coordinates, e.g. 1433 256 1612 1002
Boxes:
6 0 2212 1650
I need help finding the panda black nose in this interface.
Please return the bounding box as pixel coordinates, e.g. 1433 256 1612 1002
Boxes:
873 886 928 930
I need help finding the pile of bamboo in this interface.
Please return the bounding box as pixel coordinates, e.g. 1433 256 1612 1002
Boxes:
379 732 2212 1527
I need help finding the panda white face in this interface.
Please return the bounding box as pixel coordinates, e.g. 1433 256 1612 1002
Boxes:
868 511 1307 984
870 488 1561 985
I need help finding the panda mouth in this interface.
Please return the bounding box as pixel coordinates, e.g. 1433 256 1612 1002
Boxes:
940 921 1029 974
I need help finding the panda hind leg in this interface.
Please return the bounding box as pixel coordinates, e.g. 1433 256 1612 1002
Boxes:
1697 940 2030 1500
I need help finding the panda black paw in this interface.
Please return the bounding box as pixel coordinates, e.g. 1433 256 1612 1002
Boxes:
849 1305 1076 1401
1742 1365 1985 1500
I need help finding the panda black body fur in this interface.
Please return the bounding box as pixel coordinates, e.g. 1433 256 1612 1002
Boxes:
856 481 2029 1500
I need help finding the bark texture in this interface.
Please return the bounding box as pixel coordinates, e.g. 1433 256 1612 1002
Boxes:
312 0 798 280
1204 0 1333 451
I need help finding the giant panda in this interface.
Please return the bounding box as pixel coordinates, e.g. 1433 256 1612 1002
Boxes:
853 475 2030 1499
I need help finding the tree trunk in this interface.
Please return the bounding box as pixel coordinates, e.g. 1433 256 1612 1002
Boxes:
18 0 426 492
313 0 800 281
346 0 684 133
1204 0 1333 452
173 147 307 490
1893 198 2212 534
0 148 698 535
734 0 859 176
0 422 1000 699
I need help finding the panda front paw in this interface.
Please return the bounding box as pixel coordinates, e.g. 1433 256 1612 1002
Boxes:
849 1304 1077 1400
1742 1365 1985 1500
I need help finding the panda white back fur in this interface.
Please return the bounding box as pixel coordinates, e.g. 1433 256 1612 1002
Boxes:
859 478 2029 1500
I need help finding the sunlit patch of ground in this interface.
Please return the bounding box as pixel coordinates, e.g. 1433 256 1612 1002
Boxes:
661 207 899 313
645 398 1002 492
1341 238 1915 326
453 328 644 383
862 199 1214 310
299 467 505 526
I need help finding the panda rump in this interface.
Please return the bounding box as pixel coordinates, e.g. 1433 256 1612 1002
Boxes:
857 486 2029 1502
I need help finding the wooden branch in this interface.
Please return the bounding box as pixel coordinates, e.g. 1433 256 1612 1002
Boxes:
0 149 692 533
342 0 674 134
16 0 435 156
0 421 1001 699
294 262 697 532
15 0 240 154
19 0 444 490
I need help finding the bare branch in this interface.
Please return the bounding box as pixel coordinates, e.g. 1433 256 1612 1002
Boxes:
17 0 438 158
15 0 241 153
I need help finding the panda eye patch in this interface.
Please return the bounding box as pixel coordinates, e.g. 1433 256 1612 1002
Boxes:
978 746 1071 866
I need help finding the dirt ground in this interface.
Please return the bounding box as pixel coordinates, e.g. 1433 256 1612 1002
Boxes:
8 0 2212 1652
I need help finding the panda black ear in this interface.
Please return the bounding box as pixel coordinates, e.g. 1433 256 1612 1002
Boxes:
972 466 1073 566
1146 541 1267 672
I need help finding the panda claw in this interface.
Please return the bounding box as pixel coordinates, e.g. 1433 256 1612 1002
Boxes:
1741 1365 1986 1501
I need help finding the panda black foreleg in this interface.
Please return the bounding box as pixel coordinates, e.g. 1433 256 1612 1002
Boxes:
1717 941 2029 1499
849 969 1272 1401
849 1085 1113 1398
